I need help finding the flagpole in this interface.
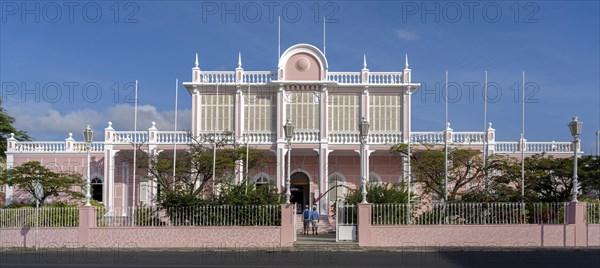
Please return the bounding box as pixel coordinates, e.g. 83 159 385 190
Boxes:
132 79 138 225
323 16 326 56
212 84 218 195
278 16 281 59
444 70 448 201
483 71 488 190
521 71 525 219
172 79 178 191
245 82 250 191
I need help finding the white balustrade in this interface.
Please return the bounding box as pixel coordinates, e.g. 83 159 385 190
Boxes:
369 132 402 144
243 132 275 144
291 131 320 143
327 72 362 84
13 142 65 152
73 142 105 152
112 131 148 144
452 132 485 144
368 72 403 84
526 142 572 153
243 71 276 84
410 132 445 143
202 71 236 83
329 132 359 144
495 142 519 152
156 131 191 144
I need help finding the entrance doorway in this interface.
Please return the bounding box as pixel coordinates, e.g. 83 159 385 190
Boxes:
290 172 310 213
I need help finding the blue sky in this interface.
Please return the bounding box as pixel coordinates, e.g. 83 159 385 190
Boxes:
1 1 599 154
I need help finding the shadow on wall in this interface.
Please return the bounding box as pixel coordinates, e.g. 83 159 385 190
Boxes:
20 226 30 248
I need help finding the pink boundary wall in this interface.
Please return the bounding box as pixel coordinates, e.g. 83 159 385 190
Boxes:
358 203 600 248
1 205 296 249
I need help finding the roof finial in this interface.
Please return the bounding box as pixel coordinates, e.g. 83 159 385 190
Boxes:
363 54 367 69
238 52 242 68
405 53 409 69
195 53 199 68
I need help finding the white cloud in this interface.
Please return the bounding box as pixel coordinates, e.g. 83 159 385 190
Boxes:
6 102 191 141
395 29 419 41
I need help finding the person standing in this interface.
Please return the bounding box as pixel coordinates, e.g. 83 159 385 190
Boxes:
310 206 319 235
302 205 310 235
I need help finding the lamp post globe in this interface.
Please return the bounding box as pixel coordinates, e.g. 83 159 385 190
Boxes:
568 117 582 202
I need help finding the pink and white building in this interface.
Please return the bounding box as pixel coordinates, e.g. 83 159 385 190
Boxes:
3 44 581 214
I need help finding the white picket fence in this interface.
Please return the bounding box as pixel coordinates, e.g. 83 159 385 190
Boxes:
95 205 281 227
0 207 79 228
372 202 568 225
587 203 600 224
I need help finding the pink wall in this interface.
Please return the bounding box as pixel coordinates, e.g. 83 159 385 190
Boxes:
88 227 281 248
0 227 78 248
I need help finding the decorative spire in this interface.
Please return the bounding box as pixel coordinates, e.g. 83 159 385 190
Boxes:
237 52 242 68
363 54 367 69
405 53 409 69
194 53 199 68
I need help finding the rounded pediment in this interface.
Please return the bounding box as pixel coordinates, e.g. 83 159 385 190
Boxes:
278 44 328 81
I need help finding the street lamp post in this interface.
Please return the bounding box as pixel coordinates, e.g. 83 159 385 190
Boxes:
284 120 295 204
359 117 370 204
83 125 94 206
568 117 582 202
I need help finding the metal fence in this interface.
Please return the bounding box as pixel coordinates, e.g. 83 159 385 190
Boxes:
587 203 600 224
336 202 357 225
96 205 282 227
372 202 568 225
0 207 79 228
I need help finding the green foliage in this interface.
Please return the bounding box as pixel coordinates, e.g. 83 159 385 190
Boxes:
0 161 85 204
216 180 283 205
0 202 79 228
344 183 409 205
391 143 486 201
579 156 600 199
117 135 270 208
0 100 30 160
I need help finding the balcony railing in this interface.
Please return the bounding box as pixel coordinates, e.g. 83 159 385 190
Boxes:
156 131 191 144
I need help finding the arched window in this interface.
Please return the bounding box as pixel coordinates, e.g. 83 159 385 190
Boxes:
253 173 272 187
91 177 103 202
369 172 382 184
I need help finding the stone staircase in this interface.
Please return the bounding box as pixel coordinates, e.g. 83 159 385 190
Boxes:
295 214 336 234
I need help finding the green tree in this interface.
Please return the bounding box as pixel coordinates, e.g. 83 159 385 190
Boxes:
0 161 85 204
0 100 30 161
344 183 409 204
463 154 584 202
117 132 270 207
579 155 600 199
391 143 493 201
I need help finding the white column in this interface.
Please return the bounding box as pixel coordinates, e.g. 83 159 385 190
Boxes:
104 122 115 208
5 153 14 205
192 89 201 138
276 145 287 192
235 86 243 142
319 147 329 215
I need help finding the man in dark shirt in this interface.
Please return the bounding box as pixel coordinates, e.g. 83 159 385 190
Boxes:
302 205 310 235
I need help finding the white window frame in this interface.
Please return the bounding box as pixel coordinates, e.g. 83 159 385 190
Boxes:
286 92 319 130
245 94 276 132
369 94 401 132
200 93 234 131
328 94 359 132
